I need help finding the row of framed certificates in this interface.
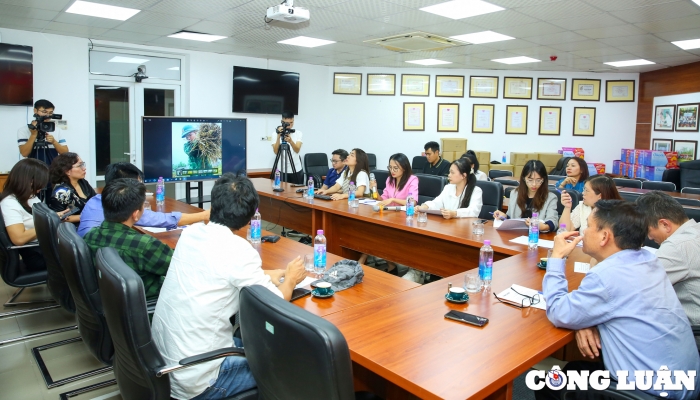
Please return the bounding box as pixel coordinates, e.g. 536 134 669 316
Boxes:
403 102 597 137
333 73 635 102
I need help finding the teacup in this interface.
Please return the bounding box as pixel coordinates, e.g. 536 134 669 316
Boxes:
315 281 332 296
538 258 548 269
447 287 468 302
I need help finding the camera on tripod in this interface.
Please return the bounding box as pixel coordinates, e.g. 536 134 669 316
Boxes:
28 113 62 143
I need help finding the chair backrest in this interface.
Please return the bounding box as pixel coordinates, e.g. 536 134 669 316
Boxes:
674 197 700 207
613 178 642 189
504 186 514 201
303 153 329 181
57 223 113 365
32 202 75 313
367 153 377 171
475 181 503 220
684 207 700 223
680 160 700 189
681 187 700 195
96 247 170 400
239 285 355 400
488 169 513 180
641 181 676 192
498 178 519 187
414 173 445 204
662 169 681 192
549 188 580 218
549 157 570 176
412 156 428 171
548 175 566 183
619 191 641 203
371 169 389 194
0 210 29 287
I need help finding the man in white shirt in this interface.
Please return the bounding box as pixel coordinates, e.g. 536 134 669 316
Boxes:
151 173 307 400
271 111 303 184
17 99 69 165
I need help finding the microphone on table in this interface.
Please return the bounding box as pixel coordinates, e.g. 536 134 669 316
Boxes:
372 205 403 212
369 172 378 200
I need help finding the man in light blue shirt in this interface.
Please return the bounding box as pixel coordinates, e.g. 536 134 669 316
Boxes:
537 200 699 400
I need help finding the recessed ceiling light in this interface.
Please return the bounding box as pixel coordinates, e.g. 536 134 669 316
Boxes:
405 59 452 65
108 56 149 64
420 0 505 20
491 56 540 64
278 36 335 48
671 38 700 50
694 0 700 6
168 31 226 42
604 59 655 67
66 0 140 21
450 31 514 44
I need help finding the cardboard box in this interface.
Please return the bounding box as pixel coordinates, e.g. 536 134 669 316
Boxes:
514 164 525 178
510 152 536 165
537 153 562 167
490 163 514 173
637 150 679 168
620 149 627 164
612 160 621 175
480 164 490 173
633 164 644 179
587 163 605 176
562 147 585 159
642 166 667 181
441 138 467 153
442 151 458 162
474 151 491 164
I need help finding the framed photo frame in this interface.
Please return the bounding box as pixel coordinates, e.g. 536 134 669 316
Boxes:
367 74 395 96
654 105 676 131
503 77 533 100
437 103 459 132
573 107 596 136
469 76 498 98
472 104 495 133
401 74 430 96
674 140 698 162
675 103 699 132
539 106 561 136
333 72 362 95
435 75 465 97
651 138 673 152
606 80 635 102
505 105 528 134
403 102 425 131
537 78 566 101
571 79 601 101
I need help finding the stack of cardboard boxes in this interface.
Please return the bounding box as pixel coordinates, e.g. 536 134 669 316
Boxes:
473 151 491 174
614 149 679 181
440 138 467 162
537 153 563 175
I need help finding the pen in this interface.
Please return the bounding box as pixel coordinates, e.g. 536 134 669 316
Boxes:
489 211 506 221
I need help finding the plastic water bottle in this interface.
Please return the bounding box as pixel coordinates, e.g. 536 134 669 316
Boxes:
369 173 378 200
528 212 539 250
557 223 567 235
250 208 261 244
478 240 494 290
314 230 327 275
273 170 281 189
406 192 415 220
502 152 507 163
348 181 356 205
156 177 165 206
307 176 314 198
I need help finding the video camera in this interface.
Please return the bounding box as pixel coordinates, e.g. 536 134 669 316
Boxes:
278 121 295 135
28 113 63 141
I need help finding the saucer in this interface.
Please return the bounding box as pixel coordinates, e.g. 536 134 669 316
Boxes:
445 293 468 304
311 288 334 298
536 262 547 270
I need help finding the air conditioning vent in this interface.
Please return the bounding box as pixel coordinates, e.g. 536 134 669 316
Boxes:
364 32 468 52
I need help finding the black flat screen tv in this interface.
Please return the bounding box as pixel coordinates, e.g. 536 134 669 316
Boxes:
142 116 247 183
0 43 33 106
232 66 299 115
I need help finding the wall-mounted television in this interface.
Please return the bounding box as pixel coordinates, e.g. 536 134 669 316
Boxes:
142 116 247 183
232 66 299 115
0 43 33 106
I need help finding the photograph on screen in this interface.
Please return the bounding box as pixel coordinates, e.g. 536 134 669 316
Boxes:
172 122 222 179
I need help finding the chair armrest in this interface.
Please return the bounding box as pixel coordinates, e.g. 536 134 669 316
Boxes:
9 241 41 250
155 347 245 377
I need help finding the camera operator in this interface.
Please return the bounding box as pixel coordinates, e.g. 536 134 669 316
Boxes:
271 111 303 184
17 99 69 165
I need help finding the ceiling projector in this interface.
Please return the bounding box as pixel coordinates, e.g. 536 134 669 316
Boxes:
266 0 310 23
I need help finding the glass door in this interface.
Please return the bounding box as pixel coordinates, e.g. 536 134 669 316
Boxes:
90 81 135 180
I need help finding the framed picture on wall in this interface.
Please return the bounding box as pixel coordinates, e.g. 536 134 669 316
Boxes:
403 102 425 131
537 78 566 101
652 138 673 152
469 76 498 98
503 77 533 100
654 105 675 131
333 73 362 95
472 104 495 133
437 103 460 132
539 106 561 136
605 80 635 102
505 105 528 134
367 74 395 95
401 74 430 96
675 103 699 132
573 107 596 136
435 75 465 97
571 79 601 101
674 140 698 162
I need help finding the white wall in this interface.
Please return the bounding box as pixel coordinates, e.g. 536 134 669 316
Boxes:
651 92 700 149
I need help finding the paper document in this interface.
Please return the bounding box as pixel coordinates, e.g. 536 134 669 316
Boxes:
494 218 529 230
141 227 168 233
511 111 523 128
441 107 456 128
423 209 444 215
574 262 590 273
407 107 421 126
295 276 316 289
510 235 582 248
496 284 546 310
359 199 378 205
476 109 491 128
543 111 557 130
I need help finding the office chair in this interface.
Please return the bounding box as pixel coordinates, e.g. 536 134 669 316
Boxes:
613 178 642 189
685 207 700 223
504 186 515 200
412 156 428 171
681 187 700 195
662 169 680 192
415 173 445 204
619 191 641 203
304 153 329 186
548 175 566 183
549 188 579 217
488 170 513 180
497 178 519 187
367 153 377 171
641 181 676 192
95 247 257 400
672 197 700 207
680 160 700 189
371 169 389 195
475 181 504 220
239 285 378 400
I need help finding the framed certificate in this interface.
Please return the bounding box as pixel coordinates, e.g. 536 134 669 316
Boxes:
654 105 675 131
503 77 533 100
367 74 395 96
674 140 698 162
401 74 430 96
606 80 635 102
472 104 495 133
403 102 425 131
573 107 596 136
675 103 699 132
505 105 528 134
435 75 465 97
571 79 601 101
437 103 460 132
651 138 673 152
537 78 566 101
539 106 561 136
469 76 498 98
333 73 362 95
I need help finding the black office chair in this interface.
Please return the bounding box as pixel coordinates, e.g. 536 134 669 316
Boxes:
685 207 700 223
662 169 681 192
412 156 428 171
304 153 329 186
367 153 377 171
549 188 579 217
619 191 641 203
680 160 700 189
488 169 513 180
95 247 257 400
681 187 700 195
371 169 389 195
239 285 378 400
415 173 445 204
475 181 504 220
674 197 700 207
548 175 566 183
498 178 519 187
504 186 515 201
641 181 676 192
613 178 642 189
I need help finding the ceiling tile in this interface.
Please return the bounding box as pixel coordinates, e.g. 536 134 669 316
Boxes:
481 39 539 51
654 28 700 42
54 12 125 28
207 10 271 29
610 2 700 24
465 10 539 30
623 42 687 55
598 34 665 47
335 19 407 37
96 30 160 43
127 11 201 29
497 22 566 38
382 0 446 9
516 0 602 20
324 0 411 19
442 44 504 56
586 53 641 62
571 47 629 58
0 14 51 30
524 31 590 46
345 46 397 57
575 24 648 39
579 0 682 12
489 0 564 7
654 54 700 65
0 4 59 20
298 0 355 8
634 15 700 33
374 9 450 28
548 13 627 31
310 28 374 42
550 40 612 52
476 50 521 60
296 8 372 28
94 0 164 8
112 21 181 36
146 0 247 19
184 20 241 37
411 21 484 37
0 0 71 11
44 21 110 36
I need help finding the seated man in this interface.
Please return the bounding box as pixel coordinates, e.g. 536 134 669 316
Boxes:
537 200 699 400
422 141 450 177
319 149 348 191
84 178 174 300
151 173 306 400
78 162 209 237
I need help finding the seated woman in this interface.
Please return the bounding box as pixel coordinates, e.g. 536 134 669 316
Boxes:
560 174 622 233
317 148 370 201
0 159 69 271
493 160 559 232
419 157 483 219
461 150 487 181
47 152 96 223
555 157 588 192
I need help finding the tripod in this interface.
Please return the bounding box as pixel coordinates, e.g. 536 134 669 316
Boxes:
269 138 299 192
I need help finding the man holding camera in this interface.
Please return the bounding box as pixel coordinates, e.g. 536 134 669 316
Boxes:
271 111 303 184
17 99 69 164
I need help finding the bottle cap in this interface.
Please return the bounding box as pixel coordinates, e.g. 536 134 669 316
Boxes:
317 230 323 235
484 240 491 246
350 181 354 185
560 223 566 228
532 212 539 218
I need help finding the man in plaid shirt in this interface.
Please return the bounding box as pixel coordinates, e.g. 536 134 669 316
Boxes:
84 178 173 299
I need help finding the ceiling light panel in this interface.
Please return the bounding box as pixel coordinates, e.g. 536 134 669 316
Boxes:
420 0 505 20
604 59 656 67
672 38 700 50
450 30 514 44
405 58 452 65
491 56 541 64
66 1 140 21
168 31 227 42
278 36 336 48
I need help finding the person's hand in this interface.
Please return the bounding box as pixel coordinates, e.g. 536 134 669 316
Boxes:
267 269 286 286
575 327 601 359
285 256 306 284
560 177 577 188
369 180 377 189
441 209 457 219
56 208 71 218
551 231 582 259
45 134 55 144
418 204 429 210
493 210 506 220
276 126 283 134
524 218 531 226
330 193 346 201
202 209 211 223
376 199 393 208
316 189 325 195
561 190 572 208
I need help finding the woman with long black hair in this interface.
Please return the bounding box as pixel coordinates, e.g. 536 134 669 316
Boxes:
418 157 483 219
